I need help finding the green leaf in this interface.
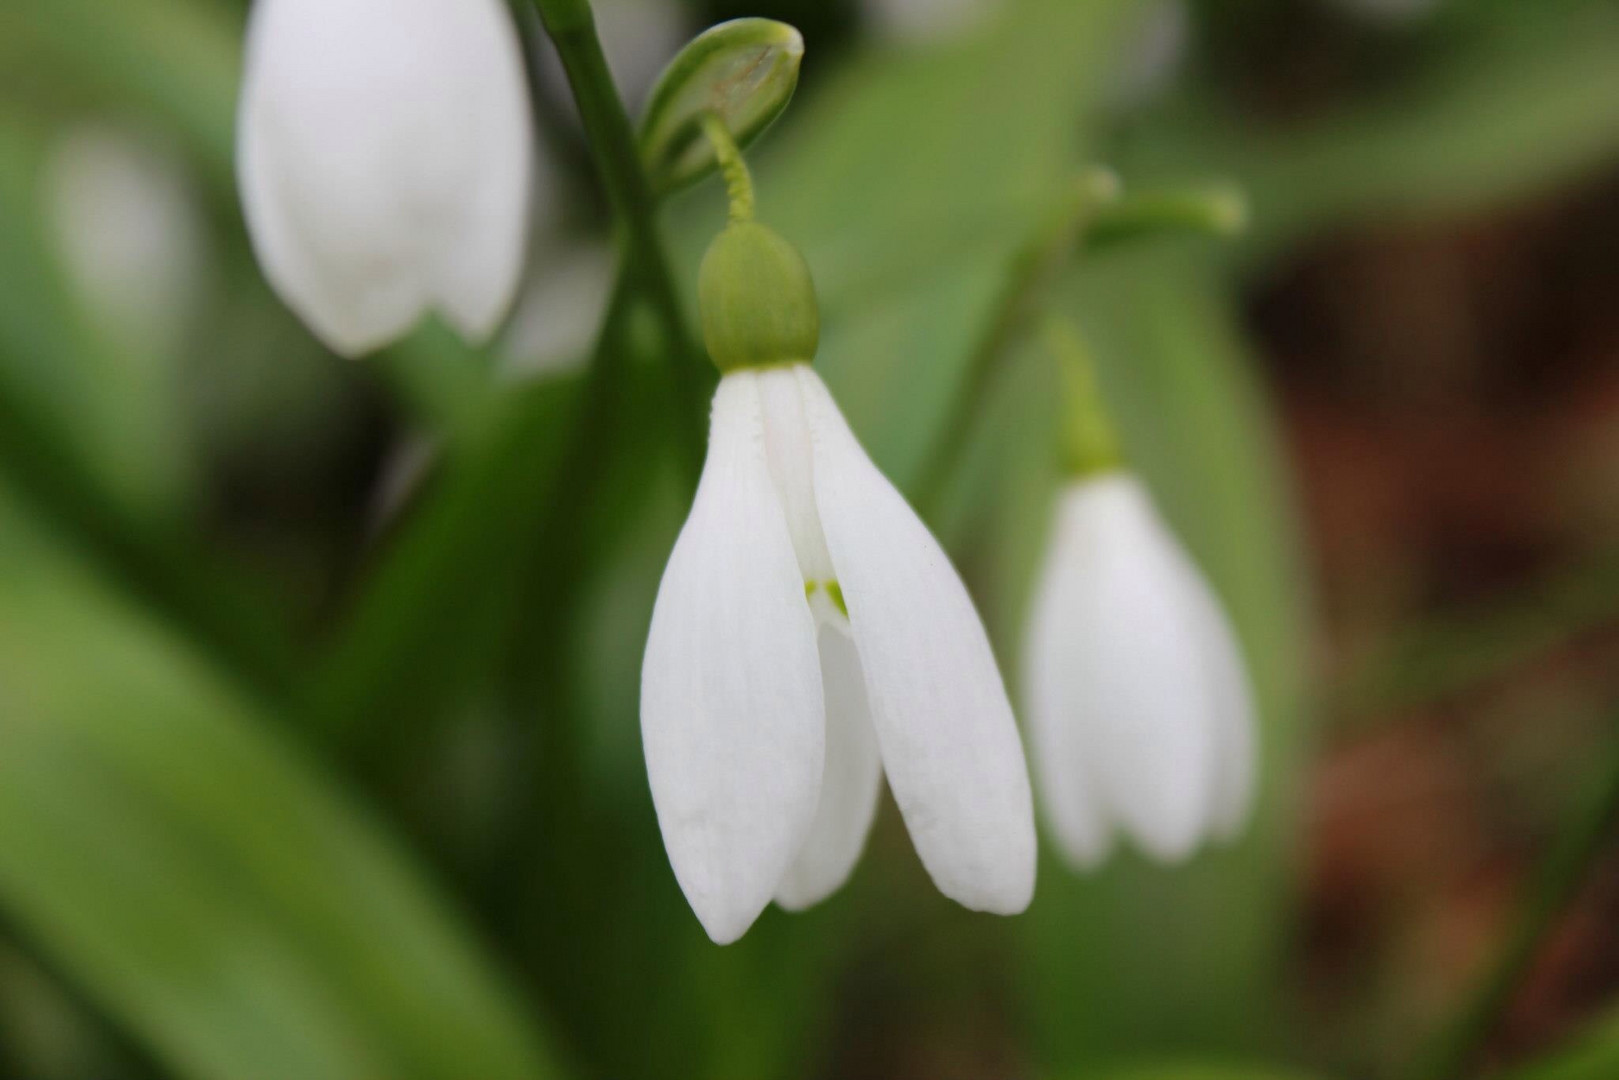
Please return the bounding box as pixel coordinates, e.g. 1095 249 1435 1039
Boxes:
308 374 578 749
0 116 296 700
7 0 239 178
0 113 188 524
0 481 563 1080
639 18 804 197
1120 2 1619 252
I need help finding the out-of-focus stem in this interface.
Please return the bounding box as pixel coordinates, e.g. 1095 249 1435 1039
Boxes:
910 176 1261 518
911 169 1119 517
1086 185 1248 251
526 0 707 477
1407 735 1619 1080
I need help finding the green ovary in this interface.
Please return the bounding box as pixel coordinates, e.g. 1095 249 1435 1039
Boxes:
805 580 848 619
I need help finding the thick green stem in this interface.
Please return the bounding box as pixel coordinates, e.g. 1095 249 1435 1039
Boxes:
700 112 756 224
1407 735 1619 1080
527 0 708 478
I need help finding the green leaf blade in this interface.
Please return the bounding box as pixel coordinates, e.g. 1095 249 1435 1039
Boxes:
0 485 564 1080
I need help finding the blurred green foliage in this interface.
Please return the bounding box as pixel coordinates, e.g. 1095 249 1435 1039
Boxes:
1 0 1618 1078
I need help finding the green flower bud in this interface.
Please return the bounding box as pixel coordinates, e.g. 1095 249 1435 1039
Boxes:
698 221 819 372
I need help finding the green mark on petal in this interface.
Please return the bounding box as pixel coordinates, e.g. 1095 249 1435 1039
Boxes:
805 580 849 619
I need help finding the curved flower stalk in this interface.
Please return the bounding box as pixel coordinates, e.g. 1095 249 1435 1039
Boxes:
237 0 534 356
641 125 1035 944
1022 321 1257 868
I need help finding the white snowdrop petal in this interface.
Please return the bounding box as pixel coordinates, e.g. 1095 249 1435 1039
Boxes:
1022 516 1114 870
641 373 825 944
797 367 1036 915
1174 557 1259 841
1052 477 1221 863
775 627 885 911
237 0 532 355
237 83 414 356
756 366 838 583
427 6 533 343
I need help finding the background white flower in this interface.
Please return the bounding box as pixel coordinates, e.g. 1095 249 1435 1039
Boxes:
1023 472 1257 868
46 124 207 360
237 0 535 356
642 365 1036 944
863 0 1001 44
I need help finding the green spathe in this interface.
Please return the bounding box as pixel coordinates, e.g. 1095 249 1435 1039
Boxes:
698 221 820 372
639 18 804 197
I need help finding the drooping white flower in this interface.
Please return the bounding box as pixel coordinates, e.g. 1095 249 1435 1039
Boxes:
237 0 534 356
1022 473 1257 868
642 365 1037 944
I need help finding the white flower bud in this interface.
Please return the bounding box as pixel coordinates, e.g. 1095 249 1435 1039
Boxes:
237 0 535 356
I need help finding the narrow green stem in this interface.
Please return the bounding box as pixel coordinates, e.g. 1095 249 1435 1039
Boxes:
1407 733 1619 1080
526 0 708 479
700 112 756 224
911 169 1119 517
1086 185 1249 251
1042 316 1123 478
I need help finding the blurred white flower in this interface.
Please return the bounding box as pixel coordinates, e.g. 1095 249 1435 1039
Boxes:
1022 473 1257 869
864 0 1001 44
237 0 535 357
45 125 206 358
642 365 1036 944
499 242 613 381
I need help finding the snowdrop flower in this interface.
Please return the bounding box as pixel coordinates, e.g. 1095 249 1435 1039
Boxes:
237 0 534 356
1022 323 1257 868
643 220 1036 944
